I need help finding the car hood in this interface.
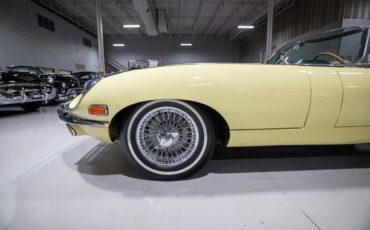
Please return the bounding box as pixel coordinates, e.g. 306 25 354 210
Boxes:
106 63 262 81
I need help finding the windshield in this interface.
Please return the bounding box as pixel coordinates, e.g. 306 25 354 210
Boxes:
266 28 368 65
8 66 43 74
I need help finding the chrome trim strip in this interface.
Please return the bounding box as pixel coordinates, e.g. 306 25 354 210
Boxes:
57 102 108 127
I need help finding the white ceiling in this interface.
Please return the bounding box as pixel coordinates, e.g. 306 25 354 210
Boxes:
36 0 292 40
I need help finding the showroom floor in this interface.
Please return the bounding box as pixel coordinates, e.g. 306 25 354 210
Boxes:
1 106 370 230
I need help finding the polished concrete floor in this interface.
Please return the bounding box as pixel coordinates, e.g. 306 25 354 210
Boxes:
1 106 370 230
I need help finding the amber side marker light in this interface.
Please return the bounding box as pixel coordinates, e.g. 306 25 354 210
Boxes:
88 105 109 116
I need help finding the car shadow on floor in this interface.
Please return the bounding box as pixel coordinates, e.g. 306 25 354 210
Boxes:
63 140 370 197
0 106 31 117
74 142 370 181
0 105 55 118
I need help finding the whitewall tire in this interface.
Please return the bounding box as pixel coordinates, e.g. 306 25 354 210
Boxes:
120 100 215 180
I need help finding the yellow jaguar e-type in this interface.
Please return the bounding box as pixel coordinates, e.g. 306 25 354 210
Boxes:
58 27 370 179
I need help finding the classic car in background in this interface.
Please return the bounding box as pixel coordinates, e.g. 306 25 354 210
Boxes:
71 71 99 86
127 59 159 70
40 73 82 102
0 66 56 111
58 27 370 180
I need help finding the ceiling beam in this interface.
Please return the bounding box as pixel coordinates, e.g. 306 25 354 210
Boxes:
177 0 182 37
39 0 96 34
203 0 228 37
49 0 97 32
80 0 120 37
100 2 129 37
227 1 266 42
50 0 109 35
148 0 163 37
228 0 293 42
216 0 249 37
238 0 295 40
191 0 205 36
132 0 158 36
165 0 172 38
115 0 144 36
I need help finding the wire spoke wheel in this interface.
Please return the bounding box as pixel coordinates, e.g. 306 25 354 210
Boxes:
135 106 199 167
121 100 215 179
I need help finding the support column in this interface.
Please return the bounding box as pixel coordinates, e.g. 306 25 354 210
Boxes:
265 0 274 60
96 0 105 74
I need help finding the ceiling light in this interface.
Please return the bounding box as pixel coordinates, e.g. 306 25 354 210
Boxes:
123 24 140 28
113 43 125 47
237 25 254 29
180 43 192 47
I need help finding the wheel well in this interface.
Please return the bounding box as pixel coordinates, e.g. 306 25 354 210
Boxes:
109 102 143 142
108 100 230 146
189 101 230 146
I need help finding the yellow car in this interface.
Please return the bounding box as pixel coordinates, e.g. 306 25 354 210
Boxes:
58 27 370 179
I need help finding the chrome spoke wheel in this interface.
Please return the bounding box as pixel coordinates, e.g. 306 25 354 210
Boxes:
121 100 215 179
135 106 199 167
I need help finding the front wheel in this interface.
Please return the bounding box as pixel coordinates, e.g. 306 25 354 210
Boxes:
120 100 215 180
20 102 42 111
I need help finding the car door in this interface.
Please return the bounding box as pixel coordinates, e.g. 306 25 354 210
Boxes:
336 67 370 127
219 64 311 130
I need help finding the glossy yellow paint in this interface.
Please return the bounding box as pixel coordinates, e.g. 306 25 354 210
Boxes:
68 123 111 143
336 68 370 127
68 63 370 146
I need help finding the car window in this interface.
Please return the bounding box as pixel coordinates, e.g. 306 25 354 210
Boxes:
267 28 367 65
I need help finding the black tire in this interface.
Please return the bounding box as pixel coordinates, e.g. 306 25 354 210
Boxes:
20 102 42 112
119 100 215 180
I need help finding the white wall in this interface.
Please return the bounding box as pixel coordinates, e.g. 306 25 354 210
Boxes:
0 0 240 71
0 0 99 72
105 36 241 68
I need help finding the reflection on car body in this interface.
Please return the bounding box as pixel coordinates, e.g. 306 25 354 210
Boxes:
58 27 370 179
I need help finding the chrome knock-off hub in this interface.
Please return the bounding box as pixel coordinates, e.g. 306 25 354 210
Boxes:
135 106 199 167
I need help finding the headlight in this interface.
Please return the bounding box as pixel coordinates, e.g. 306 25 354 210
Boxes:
47 75 54 84
61 82 67 88
83 77 102 93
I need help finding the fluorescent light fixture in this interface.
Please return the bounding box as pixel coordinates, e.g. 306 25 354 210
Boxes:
113 43 125 47
123 24 140 28
237 25 255 29
180 43 192 47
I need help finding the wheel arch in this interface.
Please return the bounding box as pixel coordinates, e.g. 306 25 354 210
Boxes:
108 100 230 146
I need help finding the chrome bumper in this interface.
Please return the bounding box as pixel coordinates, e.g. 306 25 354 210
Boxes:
0 87 56 105
57 102 108 126
55 88 82 102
